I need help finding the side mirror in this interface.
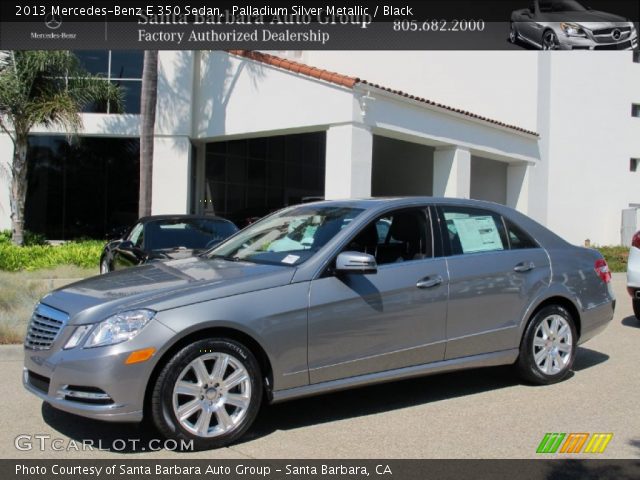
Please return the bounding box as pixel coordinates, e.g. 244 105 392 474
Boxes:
335 251 378 275
119 240 135 250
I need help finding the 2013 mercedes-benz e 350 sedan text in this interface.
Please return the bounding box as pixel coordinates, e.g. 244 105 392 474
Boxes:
23 198 615 449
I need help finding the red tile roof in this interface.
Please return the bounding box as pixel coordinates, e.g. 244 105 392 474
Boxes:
227 50 539 137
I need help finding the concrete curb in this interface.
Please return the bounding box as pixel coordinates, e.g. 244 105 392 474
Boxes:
0 344 23 361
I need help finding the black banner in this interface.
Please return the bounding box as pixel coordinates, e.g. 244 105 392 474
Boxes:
1 1 639 50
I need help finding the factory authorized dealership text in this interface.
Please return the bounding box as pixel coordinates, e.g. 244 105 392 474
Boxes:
137 28 331 45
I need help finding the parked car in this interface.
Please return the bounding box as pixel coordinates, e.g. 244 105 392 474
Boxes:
510 0 638 50
23 198 614 449
627 231 640 320
99 215 238 274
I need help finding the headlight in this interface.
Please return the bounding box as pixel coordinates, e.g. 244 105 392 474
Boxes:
560 22 585 37
84 309 155 348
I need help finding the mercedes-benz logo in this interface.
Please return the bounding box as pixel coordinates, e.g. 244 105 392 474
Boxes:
612 29 621 40
45 14 62 30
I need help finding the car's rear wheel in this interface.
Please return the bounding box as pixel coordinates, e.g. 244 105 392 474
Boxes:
151 338 262 450
633 299 640 320
517 305 577 385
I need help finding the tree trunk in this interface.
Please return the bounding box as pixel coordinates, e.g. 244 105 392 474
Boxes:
9 134 28 246
139 50 159 218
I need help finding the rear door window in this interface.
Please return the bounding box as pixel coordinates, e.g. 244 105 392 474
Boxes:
440 206 508 255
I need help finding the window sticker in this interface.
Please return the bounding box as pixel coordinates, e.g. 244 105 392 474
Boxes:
452 216 504 253
282 254 300 264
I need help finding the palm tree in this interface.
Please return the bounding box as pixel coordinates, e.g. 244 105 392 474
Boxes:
0 50 122 245
138 50 158 218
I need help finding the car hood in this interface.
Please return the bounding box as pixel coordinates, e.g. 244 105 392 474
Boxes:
40 257 296 325
545 10 627 24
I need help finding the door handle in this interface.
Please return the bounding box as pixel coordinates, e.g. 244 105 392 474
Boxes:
513 261 535 273
416 275 443 289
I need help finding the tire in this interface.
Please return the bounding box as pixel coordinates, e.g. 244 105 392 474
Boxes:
99 256 110 274
509 23 518 43
151 338 263 450
633 299 640 320
517 305 577 385
542 30 559 50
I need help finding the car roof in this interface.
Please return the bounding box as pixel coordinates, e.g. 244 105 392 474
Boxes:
297 197 571 248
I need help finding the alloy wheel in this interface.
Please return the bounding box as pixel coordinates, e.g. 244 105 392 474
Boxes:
542 31 559 50
172 352 251 438
532 314 573 375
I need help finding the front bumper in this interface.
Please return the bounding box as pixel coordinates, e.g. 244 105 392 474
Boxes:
22 318 176 422
558 32 638 50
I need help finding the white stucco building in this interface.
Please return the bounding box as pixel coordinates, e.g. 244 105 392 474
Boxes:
0 49 639 245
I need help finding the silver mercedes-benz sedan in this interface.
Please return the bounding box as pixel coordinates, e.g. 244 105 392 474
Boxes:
23 198 615 449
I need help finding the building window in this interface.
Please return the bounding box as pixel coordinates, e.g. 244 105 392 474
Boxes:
631 159 639 172
25 135 140 239
633 104 640 117
73 50 143 114
203 132 326 227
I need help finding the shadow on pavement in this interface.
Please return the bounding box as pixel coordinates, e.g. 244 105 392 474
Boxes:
621 316 639 328
41 347 610 453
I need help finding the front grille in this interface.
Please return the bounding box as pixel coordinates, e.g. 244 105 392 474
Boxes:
592 26 631 37
24 304 69 350
593 40 633 50
27 370 50 394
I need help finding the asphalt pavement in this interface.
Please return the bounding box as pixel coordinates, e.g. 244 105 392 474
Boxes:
0 273 637 459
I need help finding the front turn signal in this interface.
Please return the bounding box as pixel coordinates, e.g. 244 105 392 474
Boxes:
125 347 156 365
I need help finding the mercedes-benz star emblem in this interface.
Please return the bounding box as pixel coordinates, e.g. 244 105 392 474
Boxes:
612 29 621 40
45 14 62 30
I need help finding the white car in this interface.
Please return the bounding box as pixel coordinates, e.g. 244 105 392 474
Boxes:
627 231 640 319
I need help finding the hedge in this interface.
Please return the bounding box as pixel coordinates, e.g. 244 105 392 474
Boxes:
0 233 103 271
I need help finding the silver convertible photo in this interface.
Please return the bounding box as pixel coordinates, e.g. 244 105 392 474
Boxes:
23 198 615 449
510 0 638 50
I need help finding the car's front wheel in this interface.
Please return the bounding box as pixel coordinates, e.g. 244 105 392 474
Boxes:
542 30 559 50
99 256 110 274
517 305 577 385
151 338 262 450
509 23 518 43
633 299 640 320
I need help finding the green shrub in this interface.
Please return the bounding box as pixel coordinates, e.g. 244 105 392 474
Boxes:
0 229 49 246
0 240 103 271
595 246 628 273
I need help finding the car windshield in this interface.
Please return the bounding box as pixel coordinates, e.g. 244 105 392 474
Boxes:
207 205 364 266
146 218 238 251
539 0 587 12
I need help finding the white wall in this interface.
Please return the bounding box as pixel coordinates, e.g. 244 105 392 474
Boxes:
193 51 355 140
301 51 540 133
541 51 640 245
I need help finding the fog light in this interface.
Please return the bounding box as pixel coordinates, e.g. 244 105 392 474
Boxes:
125 347 156 364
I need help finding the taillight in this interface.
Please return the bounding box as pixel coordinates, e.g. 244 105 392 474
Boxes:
632 231 640 249
594 258 611 283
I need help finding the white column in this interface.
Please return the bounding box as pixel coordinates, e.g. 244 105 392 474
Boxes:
507 163 530 213
151 136 191 215
433 146 471 198
0 134 13 230
324 124 373 199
